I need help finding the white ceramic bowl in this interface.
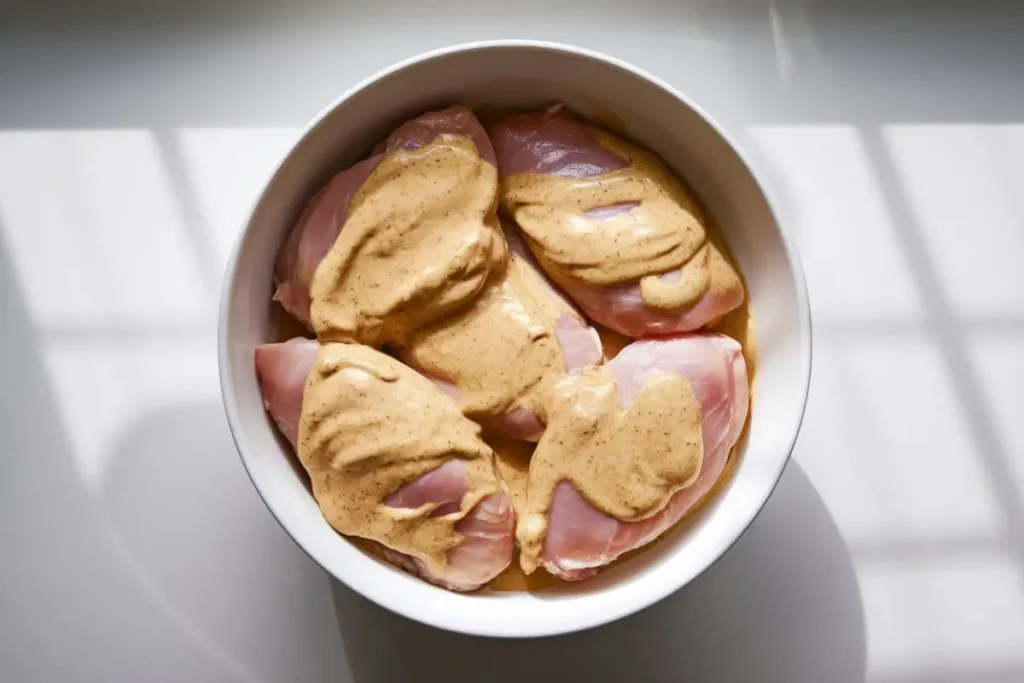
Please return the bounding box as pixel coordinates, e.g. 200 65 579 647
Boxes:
219 40 811 638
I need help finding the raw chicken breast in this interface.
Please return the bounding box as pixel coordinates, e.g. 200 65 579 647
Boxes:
401 222 602 441
551 252 746 339
378 460 516 591
254 338 515 591
490 110 744 337
273 105 500 330
536 333 748 580
505 225 603 376
253 337 319 446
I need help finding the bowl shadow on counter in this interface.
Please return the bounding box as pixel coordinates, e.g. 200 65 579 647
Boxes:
332 460 866 683
99 403 351 682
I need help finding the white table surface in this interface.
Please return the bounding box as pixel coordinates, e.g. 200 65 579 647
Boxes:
2 1 1023 681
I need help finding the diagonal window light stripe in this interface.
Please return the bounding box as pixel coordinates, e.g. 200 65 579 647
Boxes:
883 124 1024 318
860 124 1024 588
748 125 925 323
172 127 303 274
795 335 1004 545
0 129 210 330
968 336 1024 505
39 337 218 490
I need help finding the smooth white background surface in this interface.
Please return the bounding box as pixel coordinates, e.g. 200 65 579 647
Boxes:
1 1 1022 681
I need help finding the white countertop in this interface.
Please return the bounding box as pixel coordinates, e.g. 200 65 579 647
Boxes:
2 1 1023 681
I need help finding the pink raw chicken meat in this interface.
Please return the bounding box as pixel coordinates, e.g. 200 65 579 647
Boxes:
504 223 602 380
538 333 748 580
254 338 515 591
490 110 744 337
500 225 603 439
273 106 498 329
405 222 602 442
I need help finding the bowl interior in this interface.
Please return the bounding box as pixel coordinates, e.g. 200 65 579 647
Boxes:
220 41 810 637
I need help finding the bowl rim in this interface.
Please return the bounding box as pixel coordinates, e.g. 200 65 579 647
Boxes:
218 38 813 638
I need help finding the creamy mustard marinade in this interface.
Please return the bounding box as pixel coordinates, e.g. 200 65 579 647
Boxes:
276 111 755 591
299 343 502 575
501 127 743 312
